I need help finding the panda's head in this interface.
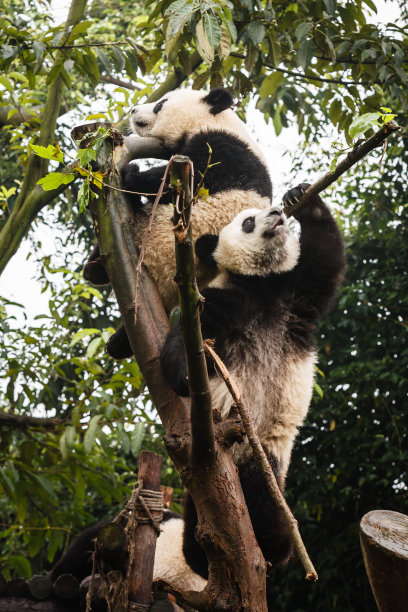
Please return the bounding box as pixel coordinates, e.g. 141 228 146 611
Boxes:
196 207 300 277
129 87 251 149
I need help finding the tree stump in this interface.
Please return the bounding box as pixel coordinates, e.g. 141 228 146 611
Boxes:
360 510 408 612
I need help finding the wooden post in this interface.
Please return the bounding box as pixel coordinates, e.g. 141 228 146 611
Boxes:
360 510 408 612
128 451 163 607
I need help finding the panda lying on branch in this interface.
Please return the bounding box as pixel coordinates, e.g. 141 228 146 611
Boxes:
83 87 272 360
160 184 345 578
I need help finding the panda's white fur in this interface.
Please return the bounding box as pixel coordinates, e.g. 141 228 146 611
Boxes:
153 514 207 592
129 88 265 161
214 207 300 277
161 187 345 576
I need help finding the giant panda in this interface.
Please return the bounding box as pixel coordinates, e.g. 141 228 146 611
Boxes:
160 184 346 578
83 87 272 359
49 511 206 594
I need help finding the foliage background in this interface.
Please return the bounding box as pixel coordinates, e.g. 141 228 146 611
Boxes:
0 0 407 610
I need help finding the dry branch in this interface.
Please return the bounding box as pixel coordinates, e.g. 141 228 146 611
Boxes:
204 340 318 582
283 120 401 217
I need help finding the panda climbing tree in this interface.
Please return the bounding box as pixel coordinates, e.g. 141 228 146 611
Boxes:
63 88 399 612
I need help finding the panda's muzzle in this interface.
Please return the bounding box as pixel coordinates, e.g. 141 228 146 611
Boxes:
263 209 285 237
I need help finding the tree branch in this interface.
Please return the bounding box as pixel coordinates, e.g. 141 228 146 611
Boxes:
0 411 67 430
171 155 215 468
283 120 401 217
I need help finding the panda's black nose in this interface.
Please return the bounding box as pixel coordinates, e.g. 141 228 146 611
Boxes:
268 208 282 216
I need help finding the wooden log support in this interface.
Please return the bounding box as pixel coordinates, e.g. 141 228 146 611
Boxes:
27 574 53 600
128 451 163 607
97 522 127 568
360 510 408 612
53 573 79 600
6 577 27 597
80 575 107 612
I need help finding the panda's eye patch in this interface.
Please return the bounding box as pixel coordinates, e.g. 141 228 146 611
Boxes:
153 99 167 114
242 216 255 233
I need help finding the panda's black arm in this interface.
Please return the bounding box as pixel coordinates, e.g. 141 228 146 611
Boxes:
121 163 173 205
160 323 190 396
288 189 345 319
160 288 240 397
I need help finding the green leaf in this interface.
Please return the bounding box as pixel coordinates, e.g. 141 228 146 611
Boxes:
329 99 342 124
295 22 313 41
9 555 31 579
32 41 46 61
297 38 315 70
272 107 282 136
84 415 102 453
29 144 64 163
70 327 101 347
218 22 231 60
165 0 194 38
46 62 62 86
36 172 75 191
204 13 221 49
130 422 145 457
259 72 284 98
247 22 265 45
0 75 13 93
348 112 381 139
67 20 93 43
195 18 214 64
77 148 97 166
77 180 90 212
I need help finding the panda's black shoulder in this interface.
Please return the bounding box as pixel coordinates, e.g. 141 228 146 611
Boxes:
181 130 272 199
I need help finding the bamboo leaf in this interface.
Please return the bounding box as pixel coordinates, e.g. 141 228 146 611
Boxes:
260 72 284 98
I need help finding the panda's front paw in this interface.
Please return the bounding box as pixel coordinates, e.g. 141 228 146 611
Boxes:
120 163 142 207
283 183 329 220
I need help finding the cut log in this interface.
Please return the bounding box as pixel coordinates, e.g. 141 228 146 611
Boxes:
53 573 79 600
360 510 408 612
27 574 53 600
6 577 27 597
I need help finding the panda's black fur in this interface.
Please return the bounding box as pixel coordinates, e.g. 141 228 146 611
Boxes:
160 184 345 577
83 87 272 360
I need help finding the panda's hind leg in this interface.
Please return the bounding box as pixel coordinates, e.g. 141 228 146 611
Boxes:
239 451 294 568
182 493 209 580
105 323 133 359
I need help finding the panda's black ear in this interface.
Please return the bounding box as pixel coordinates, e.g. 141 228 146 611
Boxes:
202 88 233 115
195 234 219 268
